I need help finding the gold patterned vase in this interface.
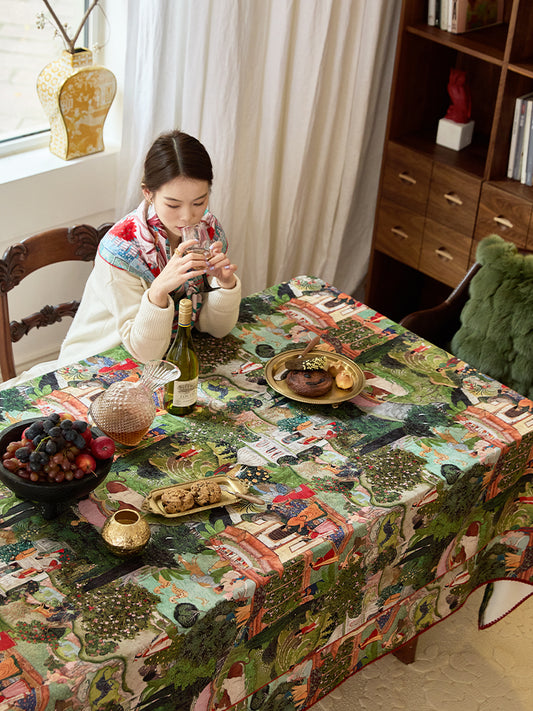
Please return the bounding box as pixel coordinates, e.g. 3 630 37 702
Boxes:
36 48 116 161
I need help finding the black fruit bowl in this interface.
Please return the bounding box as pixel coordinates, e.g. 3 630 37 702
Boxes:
0 418 114 519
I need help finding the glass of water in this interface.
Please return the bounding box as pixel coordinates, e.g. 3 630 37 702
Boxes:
180 224 220 291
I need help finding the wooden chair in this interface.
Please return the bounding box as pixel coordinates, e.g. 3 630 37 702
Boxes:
400 244 533 349
0 223 112 382
399 262 481 348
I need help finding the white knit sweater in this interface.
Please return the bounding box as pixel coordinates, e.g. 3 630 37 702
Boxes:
0 254 241 390
60 254 241 363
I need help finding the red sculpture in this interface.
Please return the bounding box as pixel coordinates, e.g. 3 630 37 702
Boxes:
444 68 472 124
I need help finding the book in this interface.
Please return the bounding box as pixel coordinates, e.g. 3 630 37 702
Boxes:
450 0 504 34
440 0 450 31
521 99 533 184
508 98 522 178
511 93 533 181
521 100 533 185
428 0 436 26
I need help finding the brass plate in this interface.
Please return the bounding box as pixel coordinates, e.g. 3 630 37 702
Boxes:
265 349 365 404
141 476 251 518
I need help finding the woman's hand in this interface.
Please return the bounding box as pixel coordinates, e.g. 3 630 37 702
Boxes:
206 241 238 289
147 239 207 308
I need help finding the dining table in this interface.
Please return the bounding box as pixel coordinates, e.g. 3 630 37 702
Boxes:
0 274 532 711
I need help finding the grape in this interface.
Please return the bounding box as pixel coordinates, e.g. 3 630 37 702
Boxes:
54 435 67 450
3 414 102 485
73 434 86 450
42 419 56 434
45 440 58 455
72 420 88 432
15 446 31 462
26 422 44 439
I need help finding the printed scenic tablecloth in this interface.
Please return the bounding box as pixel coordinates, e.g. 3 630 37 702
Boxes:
0 276 532 710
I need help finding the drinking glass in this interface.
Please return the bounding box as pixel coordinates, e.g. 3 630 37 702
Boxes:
180 223 220 292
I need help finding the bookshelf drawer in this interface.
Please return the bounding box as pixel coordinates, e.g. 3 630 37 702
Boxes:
381 142 432 214
375 198 423 268
419 218 471 288
474 183 532 248
427 164 481 234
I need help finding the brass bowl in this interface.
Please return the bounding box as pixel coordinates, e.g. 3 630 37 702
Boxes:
101 509 151 556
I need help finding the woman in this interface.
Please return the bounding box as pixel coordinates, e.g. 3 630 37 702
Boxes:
59 130 241 365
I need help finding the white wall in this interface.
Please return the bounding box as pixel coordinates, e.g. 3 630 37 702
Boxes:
0 149 118 376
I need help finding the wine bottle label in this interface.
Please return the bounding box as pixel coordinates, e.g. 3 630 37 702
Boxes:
172 378 198 407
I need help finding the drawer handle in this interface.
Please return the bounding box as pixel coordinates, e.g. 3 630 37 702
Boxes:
435 248 453 262
391 227 409 240
398 172 416 185
493 215 514 229
444 192 463 206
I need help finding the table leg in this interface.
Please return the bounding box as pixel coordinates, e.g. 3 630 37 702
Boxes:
392 636 418 664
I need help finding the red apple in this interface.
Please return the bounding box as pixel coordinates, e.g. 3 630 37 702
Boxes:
75 452 96 473
81 427 94 445
90 436 115 460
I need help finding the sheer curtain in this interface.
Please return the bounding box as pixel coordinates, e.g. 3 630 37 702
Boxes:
117 0 400 298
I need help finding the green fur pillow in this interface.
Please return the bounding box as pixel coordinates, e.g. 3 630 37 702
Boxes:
451 234 533 399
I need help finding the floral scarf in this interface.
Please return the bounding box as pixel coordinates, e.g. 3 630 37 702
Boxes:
98 201 228 327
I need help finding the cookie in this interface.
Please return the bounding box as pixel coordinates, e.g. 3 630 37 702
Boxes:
161 488 195 513
190 481 222 506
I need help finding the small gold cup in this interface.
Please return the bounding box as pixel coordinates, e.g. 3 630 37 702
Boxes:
101 509 151 556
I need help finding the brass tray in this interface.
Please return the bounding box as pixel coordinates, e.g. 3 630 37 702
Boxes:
265 349 365 405
141 476 253 518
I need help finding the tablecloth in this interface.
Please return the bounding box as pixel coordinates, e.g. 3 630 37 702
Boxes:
0 275 531 710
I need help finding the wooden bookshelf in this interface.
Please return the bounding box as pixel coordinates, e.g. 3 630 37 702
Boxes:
366 0 533 321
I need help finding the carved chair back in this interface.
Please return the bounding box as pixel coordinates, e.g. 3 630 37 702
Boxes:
0 223 112 382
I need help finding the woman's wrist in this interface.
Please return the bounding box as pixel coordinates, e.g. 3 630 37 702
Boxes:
217 278 237 290
147 285 169 308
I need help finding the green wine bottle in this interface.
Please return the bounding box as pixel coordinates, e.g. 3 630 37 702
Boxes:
164 299 199 416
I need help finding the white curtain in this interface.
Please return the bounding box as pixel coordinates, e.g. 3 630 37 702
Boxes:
117 0 400 299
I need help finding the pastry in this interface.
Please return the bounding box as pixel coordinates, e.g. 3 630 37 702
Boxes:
286 369 333 397
161 488 195 513
328 359 345 377
335 370 354 390
190 481 222 506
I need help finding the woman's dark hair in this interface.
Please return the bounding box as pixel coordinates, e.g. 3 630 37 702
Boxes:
142 130 213 192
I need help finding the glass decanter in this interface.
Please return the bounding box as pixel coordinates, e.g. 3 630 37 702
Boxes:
89 360 181 446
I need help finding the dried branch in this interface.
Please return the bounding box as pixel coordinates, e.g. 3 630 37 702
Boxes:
41 0 100 54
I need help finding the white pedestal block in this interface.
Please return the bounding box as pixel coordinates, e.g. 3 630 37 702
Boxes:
436 118 475 151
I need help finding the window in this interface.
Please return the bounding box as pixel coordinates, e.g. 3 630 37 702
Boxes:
0 0 91 144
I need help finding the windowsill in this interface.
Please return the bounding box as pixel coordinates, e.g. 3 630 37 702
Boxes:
0 141 121 185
